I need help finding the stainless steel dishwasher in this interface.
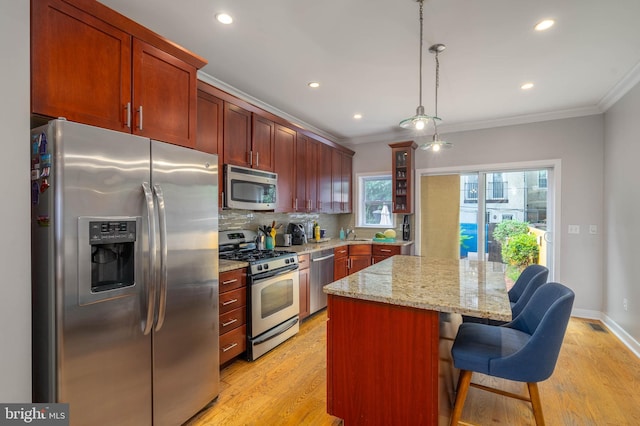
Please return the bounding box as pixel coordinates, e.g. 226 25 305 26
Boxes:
310 248 335 314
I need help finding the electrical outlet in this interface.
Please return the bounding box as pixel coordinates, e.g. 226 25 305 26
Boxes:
589 225 597 234
568 225 580 234
623 298 628 312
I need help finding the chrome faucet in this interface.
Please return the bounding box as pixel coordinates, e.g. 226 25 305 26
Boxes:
346 227 356 240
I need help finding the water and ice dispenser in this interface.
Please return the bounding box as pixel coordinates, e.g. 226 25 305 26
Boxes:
78 217 140 305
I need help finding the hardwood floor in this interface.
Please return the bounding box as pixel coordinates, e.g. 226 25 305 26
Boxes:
187 311 640 426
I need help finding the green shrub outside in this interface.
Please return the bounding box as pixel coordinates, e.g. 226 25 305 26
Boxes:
492 220 530 245
502 233 539 268
492 220 540 272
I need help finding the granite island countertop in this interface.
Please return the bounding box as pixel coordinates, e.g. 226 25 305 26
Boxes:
323 255 512 321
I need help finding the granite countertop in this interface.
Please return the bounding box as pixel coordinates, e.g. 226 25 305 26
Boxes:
219 259 249 273
323 255 512 321
218 239 414 272
283 239 414 255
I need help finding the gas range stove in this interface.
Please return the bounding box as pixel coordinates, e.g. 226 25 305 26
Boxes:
219 229 298 275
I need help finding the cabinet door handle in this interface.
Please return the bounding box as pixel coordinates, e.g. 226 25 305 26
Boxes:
222 318 238 327
124 102 131 129
248 151 253 166
222 278 238 285
222 342 238 352
136 105 143 130
222 298 238 306
294 198 297 210
380 249 392 253
255 151 259 167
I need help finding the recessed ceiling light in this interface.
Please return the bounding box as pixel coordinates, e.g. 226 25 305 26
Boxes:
353 114 362 120
534 19 554 31
215 13 233 25
521 82 534 90
308 82 320 88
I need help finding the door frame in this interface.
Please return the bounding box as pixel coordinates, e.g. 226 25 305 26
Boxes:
415 159 562 281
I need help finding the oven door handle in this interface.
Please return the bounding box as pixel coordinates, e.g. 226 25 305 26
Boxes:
252 316 299 346
251 263 299 281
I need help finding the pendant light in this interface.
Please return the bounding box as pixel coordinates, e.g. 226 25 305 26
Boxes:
419 43 452 151
399 0 433 131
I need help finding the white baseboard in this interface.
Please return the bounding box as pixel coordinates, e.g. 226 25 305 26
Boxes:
571 309 640 359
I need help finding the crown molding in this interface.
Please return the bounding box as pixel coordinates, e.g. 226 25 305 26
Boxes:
199 64 640 148
598 59 640 111
197 71 340 143
342 106 603 145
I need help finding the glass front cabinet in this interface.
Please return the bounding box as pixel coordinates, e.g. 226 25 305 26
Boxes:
389 141 417 214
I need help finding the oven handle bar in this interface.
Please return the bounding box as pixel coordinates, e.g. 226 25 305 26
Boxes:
252 316 299 346
251 263 299 281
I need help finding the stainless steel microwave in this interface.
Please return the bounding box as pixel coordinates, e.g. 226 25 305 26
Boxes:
225 164 277 210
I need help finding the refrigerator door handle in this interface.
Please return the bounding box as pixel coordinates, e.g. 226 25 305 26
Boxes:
142 182 157 335
153 183 168 332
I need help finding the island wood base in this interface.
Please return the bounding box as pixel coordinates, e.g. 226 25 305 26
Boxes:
327 294 439 425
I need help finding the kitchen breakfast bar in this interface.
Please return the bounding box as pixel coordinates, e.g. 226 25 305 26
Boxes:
323 255 512 425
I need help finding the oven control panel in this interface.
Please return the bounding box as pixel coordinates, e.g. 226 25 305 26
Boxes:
249 255 297 276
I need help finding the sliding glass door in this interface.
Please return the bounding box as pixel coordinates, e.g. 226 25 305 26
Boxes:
459 169 552 268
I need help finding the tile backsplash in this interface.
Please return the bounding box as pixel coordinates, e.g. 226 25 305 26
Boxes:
219 209 407 241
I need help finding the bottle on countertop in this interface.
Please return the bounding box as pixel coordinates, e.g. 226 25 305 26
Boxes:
314 221 320 241
339 227 345 240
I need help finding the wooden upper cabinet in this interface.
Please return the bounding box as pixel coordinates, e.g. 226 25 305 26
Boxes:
132 39 197 147
273 124 296 212
31 0 132 132
331 149 353 213
342 152 353 213
197 82 224 207
295 134 318 212
251 115 276 172
389 141 417 213
223 102 252 167
31 0 204 148
317 143 333 213
196 84 224 156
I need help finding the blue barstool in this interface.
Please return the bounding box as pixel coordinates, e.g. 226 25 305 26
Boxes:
508 264 549 318
450 282 574 426
463 264 549 325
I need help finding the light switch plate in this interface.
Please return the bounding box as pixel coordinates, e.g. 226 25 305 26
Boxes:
568 225 580 234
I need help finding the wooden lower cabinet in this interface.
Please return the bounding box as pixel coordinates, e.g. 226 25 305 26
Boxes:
371 244 411 264
298 254 311 320
348 244 371 274
327 295 439 425
219 268 247 365
333 247 349 280
220 325 247 366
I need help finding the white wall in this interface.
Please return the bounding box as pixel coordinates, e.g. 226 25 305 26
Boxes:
348 115 605 314
0 0 32 401
603 81 640 345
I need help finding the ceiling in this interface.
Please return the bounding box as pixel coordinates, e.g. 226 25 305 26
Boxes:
99 0 640 145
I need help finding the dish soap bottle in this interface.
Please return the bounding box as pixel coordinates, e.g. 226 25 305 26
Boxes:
314 221 320 241
339 227 345 240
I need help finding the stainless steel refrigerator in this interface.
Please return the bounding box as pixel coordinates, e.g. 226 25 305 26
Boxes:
30 119 219 425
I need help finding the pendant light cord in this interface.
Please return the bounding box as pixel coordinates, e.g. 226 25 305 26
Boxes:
418 0 424 109
434 49 439 133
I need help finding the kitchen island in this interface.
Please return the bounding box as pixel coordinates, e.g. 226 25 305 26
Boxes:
323 255 511 425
